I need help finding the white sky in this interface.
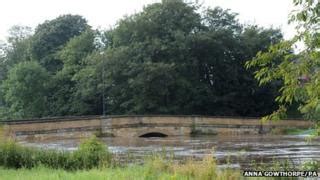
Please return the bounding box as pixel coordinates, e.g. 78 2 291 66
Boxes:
0 0 295 42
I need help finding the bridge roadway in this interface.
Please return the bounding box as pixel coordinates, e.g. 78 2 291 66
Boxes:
0 115 314 140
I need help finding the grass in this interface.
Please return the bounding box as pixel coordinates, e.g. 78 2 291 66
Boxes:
0 138 243 179
0 160 242 180
0 125 4 141
0 166 163 180
0 136 112 170
0 154 243 180
2 159 317 180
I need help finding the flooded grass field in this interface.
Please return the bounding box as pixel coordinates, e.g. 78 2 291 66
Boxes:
20 134 320 169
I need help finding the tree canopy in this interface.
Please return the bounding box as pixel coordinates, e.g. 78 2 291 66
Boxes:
1 61 49 118
0 0 284 120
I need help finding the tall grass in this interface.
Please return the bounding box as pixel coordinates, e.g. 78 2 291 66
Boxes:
0 136 111 170
0 155 243 180
142 153 241 180
0 125 4 141
0 138 243 179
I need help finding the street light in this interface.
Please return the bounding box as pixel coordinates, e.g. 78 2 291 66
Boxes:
102 53 106 117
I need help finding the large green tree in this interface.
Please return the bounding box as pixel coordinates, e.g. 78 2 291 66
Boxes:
102 0 201 114
0 26 33 81
47 30 97 115
1 61 49 119
0 16 93 119
101 1 283 116
30 15 89 72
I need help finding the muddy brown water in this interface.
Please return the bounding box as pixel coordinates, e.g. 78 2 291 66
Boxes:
19 134 320 169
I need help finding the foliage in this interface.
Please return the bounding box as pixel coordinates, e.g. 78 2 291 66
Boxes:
47 30 97 116
0 0 285 119
1 154 316 180
0 125 4 141
246 0 320 123
100 1 283 116
0 137 111 170
30 14 89 72
0 26 33 82
73 136 112 169
1 61 49 119
0 165 241 180
302 161 320 171
0 150 242 180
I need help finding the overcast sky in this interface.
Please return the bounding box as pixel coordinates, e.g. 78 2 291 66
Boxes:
0 0 295 41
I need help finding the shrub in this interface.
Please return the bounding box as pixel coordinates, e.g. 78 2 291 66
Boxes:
302 161 320 171
0 136 112 170
171 155 218 180
72 136 112 169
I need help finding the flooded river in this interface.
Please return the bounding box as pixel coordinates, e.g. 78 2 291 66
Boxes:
20 134 320 169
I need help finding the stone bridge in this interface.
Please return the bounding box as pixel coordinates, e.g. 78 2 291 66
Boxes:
0 115 314 140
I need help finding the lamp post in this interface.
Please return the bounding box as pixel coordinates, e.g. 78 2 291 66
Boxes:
102 54 106 117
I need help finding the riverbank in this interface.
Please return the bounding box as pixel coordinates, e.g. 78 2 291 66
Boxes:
0 166 186 180
272 127 317 136
0 137 242 179
0 141 241 180
1 161 319 180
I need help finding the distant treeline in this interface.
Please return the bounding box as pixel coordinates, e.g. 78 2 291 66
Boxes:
0 0 285 119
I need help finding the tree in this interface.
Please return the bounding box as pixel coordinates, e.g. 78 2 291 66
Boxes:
0 26 33 81
246 0 320 127
47 30 97 116
187 8 282 116
30 15 89 72
0 27 34 117
1 61 49 119
71 52 105 115
102 0 201 114
102 1 282 116
7 25 33 44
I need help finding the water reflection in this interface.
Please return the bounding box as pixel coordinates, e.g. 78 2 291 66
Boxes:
20 134 320 168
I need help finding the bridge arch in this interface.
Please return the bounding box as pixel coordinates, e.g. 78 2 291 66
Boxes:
136 128 174 138
139 132 168 138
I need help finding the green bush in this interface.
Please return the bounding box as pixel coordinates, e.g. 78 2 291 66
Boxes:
302 161 320 171
0 136 112 170
72 136 112 169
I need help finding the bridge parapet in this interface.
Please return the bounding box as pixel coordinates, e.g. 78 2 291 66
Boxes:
0 115 315 139
101 116 194 137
